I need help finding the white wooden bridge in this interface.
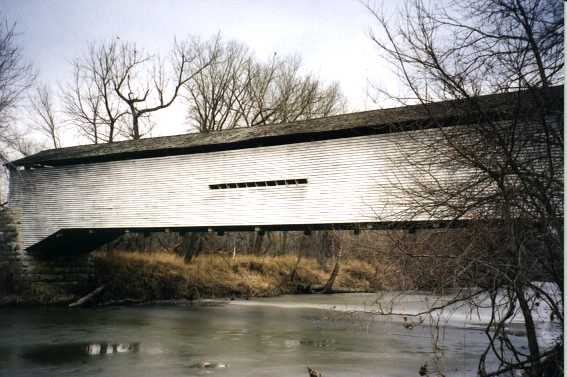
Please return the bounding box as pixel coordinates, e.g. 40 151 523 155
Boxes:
8 87 562 254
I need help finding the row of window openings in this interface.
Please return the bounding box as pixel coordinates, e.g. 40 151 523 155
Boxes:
209 178 308 190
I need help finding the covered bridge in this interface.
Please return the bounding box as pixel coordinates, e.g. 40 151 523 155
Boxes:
7 87 563 254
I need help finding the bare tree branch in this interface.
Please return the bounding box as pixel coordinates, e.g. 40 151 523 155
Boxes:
184 37 346 133
364 0 563 375
29 84 60 149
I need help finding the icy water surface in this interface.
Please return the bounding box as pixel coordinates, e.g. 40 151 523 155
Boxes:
0 293 555 377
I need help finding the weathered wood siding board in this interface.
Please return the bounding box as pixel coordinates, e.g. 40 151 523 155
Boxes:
9 130 444 249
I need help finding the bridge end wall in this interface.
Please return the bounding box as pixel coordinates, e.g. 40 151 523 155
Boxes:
0 207 94 303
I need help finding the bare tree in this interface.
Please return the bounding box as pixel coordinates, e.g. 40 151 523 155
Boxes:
109 39 218 139
62 42 127 144
185 36 246 133
259 55 344 124
0 16 35 160
236 54 345 127
29 84 61 149
185 37 346 132
62 65 102 143
64 38 217 142
364 0 563 376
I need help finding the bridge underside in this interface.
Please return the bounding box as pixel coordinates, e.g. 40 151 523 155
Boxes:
27 220 471 255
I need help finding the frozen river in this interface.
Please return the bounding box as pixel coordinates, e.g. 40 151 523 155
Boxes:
0 292 557 377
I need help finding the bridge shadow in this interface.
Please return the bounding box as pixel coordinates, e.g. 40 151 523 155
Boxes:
27 229 124 256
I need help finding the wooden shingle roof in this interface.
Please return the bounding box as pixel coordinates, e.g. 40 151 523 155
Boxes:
11 86 563 167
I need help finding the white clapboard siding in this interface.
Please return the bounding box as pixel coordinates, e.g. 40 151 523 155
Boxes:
8 124 530 250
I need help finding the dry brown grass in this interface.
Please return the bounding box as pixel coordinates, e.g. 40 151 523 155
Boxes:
93 251 382 301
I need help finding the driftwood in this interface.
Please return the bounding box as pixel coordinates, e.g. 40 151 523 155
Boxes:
69 285 105 308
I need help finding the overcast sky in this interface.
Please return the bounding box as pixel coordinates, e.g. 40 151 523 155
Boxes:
0 0 400 146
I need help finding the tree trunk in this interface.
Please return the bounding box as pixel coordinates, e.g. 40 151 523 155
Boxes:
516 287 542 376
322 248 341 294
253 232 265 254
131 108 140 139
183 233 202 263
108 121 115 143
318 231 332 263
280 231 287 255
290 251 303 283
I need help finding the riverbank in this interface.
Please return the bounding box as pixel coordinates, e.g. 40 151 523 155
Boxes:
92 251 382 305
1 251 393 307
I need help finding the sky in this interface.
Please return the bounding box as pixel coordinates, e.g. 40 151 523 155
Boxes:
0 0 400 146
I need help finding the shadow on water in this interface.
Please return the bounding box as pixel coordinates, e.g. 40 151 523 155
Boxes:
20 342 140 365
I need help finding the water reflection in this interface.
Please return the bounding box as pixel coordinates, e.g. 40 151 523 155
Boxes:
189 361 229 369
21 342 139 365
1 294 546 377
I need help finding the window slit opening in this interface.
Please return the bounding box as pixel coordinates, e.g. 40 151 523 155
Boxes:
209 178 308 190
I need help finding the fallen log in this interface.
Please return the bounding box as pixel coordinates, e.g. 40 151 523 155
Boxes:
69 285 105 308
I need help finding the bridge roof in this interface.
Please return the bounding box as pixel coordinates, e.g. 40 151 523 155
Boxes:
10 86 562 167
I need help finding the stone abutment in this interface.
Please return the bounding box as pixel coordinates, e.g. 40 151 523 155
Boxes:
0 208 94 303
